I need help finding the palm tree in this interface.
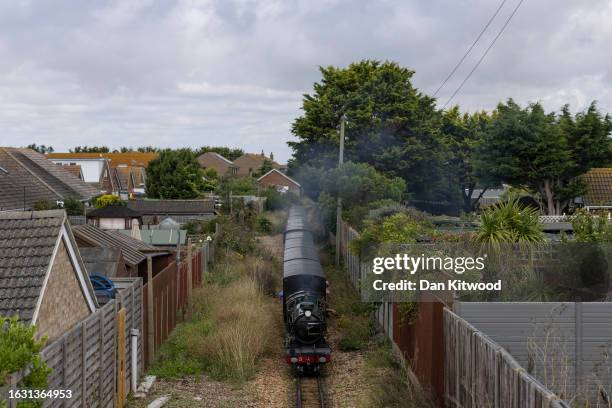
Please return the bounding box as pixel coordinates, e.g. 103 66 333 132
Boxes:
474 198 545 245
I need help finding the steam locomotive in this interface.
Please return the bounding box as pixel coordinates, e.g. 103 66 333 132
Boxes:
283 205 330 373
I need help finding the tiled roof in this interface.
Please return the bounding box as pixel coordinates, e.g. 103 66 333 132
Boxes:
582 168 612 206
86 205 142 219
113 166 133 191
257 169 301 187
47 152 158 167
233 153 280 176
62 165 83 179
0 210 64 323
73 224 157 266
197 152 237 175
118 229 187 246
0 148 99 211
127 199 215 214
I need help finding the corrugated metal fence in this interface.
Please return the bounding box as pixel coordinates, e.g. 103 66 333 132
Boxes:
444 308 570 408
456 302 612 406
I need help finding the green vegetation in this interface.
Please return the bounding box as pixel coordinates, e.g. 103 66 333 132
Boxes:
93 194 121 208
32 197 83 215
361 341 435 408
149 249 278 383
25 143 54 154
480 100 612 215
570 209 612 243
474 198 545 245
146 149 205 199
290 60 612 216
194 146 244 161
324 261 374 352
262 187 298 211
0 317 51 408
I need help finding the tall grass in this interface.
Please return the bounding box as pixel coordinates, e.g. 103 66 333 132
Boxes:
149 255 278 384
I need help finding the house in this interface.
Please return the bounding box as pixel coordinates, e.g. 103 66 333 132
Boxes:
197 152 238 176
48 156 117 195
0 147 99 211
86 205 143 230
127 199 216 224
257 169 301 195
0 210 97 341
233 153 281 177
47 152 158 168
113 165 136 199
79 247 129 278
468 188 507 208
72 224 172 281
580 168 612 209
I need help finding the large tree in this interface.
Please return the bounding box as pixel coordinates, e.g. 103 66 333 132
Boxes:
480 100 612 215
289 60 445 203
146 149 205 199
441 107 497 212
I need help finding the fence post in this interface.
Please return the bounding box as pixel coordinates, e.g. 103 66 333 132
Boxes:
203 242 208 275
187 238 193 303
146 256 154 365
575 301 583 396
81 323 87 406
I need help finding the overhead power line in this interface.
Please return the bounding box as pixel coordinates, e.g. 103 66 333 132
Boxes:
433 0 509 98
442 0 527 110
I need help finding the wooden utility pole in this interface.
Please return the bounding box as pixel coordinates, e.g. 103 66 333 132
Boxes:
146 256 154 365
336 114 346 266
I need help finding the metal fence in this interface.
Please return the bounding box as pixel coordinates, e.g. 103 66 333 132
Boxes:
39 278 142 408
456 302 612 406
444 308 571 408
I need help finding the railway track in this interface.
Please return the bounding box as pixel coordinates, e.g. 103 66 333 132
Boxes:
296 375 325 408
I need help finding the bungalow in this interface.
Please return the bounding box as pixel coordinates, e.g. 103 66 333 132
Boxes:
233 153 281 177
127 199 216 225
86 205 143 230
580 168 612 210
48 156 117 196
0 147 99 211
0 210 97 341
197 152 238 177
257 169 301 195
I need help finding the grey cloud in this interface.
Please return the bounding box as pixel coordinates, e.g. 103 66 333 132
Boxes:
0 0 611 162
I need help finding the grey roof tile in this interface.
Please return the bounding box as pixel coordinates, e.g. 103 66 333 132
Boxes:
0 210 64 323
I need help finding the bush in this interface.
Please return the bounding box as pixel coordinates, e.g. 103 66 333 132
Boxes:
263 188 297 211
0 317 51 408
33 200 56 211
94 194 121 208
62 197 84 216
255 215 272 233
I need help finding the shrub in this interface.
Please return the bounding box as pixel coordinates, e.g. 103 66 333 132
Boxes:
474 198 545 245
94 194 121 208
255 215 272 233
263 188 297 211
33 200 56 211
0 317 51 408
62 197 84 216
570 208 612 243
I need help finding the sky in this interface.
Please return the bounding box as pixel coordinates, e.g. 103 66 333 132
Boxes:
0 0 611 163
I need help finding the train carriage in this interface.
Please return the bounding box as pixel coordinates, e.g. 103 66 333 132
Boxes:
283 205 330 372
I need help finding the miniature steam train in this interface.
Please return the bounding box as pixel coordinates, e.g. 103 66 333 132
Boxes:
283 205 330 373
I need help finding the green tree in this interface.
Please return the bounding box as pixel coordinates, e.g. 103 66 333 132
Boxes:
289 60 444 204
195 146 244 161
26 144 54 154
69 146 110 153
146 149 205 199
441 107 497 212
480 100 612 215
202 168 219 192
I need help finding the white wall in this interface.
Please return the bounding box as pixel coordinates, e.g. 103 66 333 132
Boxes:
51 159 105 183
